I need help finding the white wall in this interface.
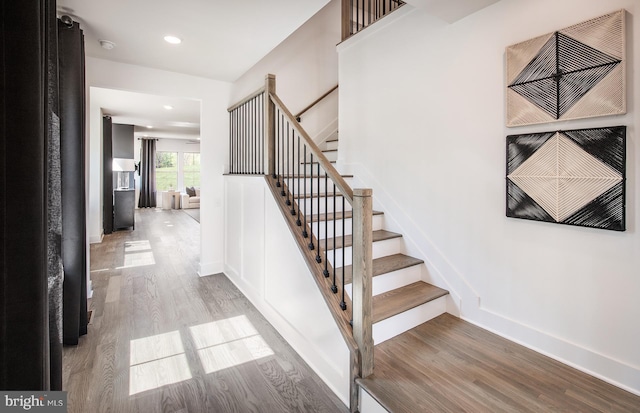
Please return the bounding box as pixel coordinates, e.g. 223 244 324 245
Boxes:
224 176 350 405
339 0 640 394
86 58 230 276
229 0 341 142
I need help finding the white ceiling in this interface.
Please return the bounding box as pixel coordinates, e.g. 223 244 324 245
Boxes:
92 87 201 140
59 0 330 139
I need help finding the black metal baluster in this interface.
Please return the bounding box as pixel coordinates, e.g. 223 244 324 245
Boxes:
289 128 296 215
315 162 321 263
308 153 314 250
323 171 329 277
302 147 308 238
229 111 233 173
360 0 364 33
285 121 291 205
252 97 256 174
258 95 264 175
340 196 347 311
281 114 286 197
276 109 280 185
296 133 301 226
242 103 246 173
331 183 338 293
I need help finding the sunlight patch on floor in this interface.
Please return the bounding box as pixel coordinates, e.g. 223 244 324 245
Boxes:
117 240 156 269
129 331 191 395
128 316 273 395
190 315 274 374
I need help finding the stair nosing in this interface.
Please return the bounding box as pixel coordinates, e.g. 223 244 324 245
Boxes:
310 210 383 222
324 230 402 250
282 174 353 179
339 253 423 285
293 192 344 199
372 281 449 324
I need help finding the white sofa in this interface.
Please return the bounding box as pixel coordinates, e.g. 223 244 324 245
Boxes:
181 188 200 209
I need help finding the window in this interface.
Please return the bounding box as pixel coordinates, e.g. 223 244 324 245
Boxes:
155 151 178 191
183 152 200 189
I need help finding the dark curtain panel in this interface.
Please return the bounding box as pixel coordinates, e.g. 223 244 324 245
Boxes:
103 116 113 234
0 0 51 389
138 139 157 208
47 0 63 390
59 18 88 345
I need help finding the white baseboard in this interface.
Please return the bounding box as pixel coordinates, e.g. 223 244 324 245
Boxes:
198 260 223 277
89 231 104 244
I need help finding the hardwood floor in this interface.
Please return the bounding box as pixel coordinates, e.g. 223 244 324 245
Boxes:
358 314 640 413
63 208 348 413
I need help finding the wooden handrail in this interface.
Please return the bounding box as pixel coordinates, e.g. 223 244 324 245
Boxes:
269 92 354 204
227 86 265 112
294 84 339 121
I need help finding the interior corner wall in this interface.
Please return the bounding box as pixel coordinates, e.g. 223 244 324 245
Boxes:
86 58 230 275
229 0 340 140
338 0 639 394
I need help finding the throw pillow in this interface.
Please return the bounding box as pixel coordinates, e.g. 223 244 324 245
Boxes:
186 186 196 197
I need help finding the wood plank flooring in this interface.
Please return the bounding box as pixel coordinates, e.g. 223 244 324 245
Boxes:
63 208 348 413
358 313 640 413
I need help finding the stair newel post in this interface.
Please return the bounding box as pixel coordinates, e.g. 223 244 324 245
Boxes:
352 188 374 378
265 74 276 178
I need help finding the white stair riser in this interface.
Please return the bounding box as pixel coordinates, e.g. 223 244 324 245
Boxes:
373 296 447 345
311 215 383 239
299 197 352 214
284 177 353 193
322 151 338 162
326 237 402 268
324 140 339 151
300 163 337 175
345 264 422 299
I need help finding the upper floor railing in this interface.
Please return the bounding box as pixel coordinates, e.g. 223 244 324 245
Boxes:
342 0 405 40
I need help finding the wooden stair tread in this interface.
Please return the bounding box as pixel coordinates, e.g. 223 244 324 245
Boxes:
310 210 383 222
326 138 339 143
282 174 353 178
300 160 337 165
293 192 344 199
339 253 423 285
325 230 402 250
322 149 338 153
372 281 448 323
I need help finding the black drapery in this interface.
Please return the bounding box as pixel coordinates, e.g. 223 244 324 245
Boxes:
47 0 63 391
1 0 57 389
138 139 157 208
59 18 88 346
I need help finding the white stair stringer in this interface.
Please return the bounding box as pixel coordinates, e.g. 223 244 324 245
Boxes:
373 295 447 345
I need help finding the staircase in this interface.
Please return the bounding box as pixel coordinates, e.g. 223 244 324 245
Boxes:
306 135 450 347
228 78 451 412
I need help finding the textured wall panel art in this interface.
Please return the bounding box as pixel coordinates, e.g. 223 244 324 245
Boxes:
506 126 625 231
506 10 626 127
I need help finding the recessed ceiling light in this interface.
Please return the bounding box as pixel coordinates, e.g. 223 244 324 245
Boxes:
164 35 182 45
163 105 173 110
146 125 153 129
99 39 116 50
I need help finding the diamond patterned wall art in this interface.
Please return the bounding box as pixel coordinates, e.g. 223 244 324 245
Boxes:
506 10 626 127
506 126 625 231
